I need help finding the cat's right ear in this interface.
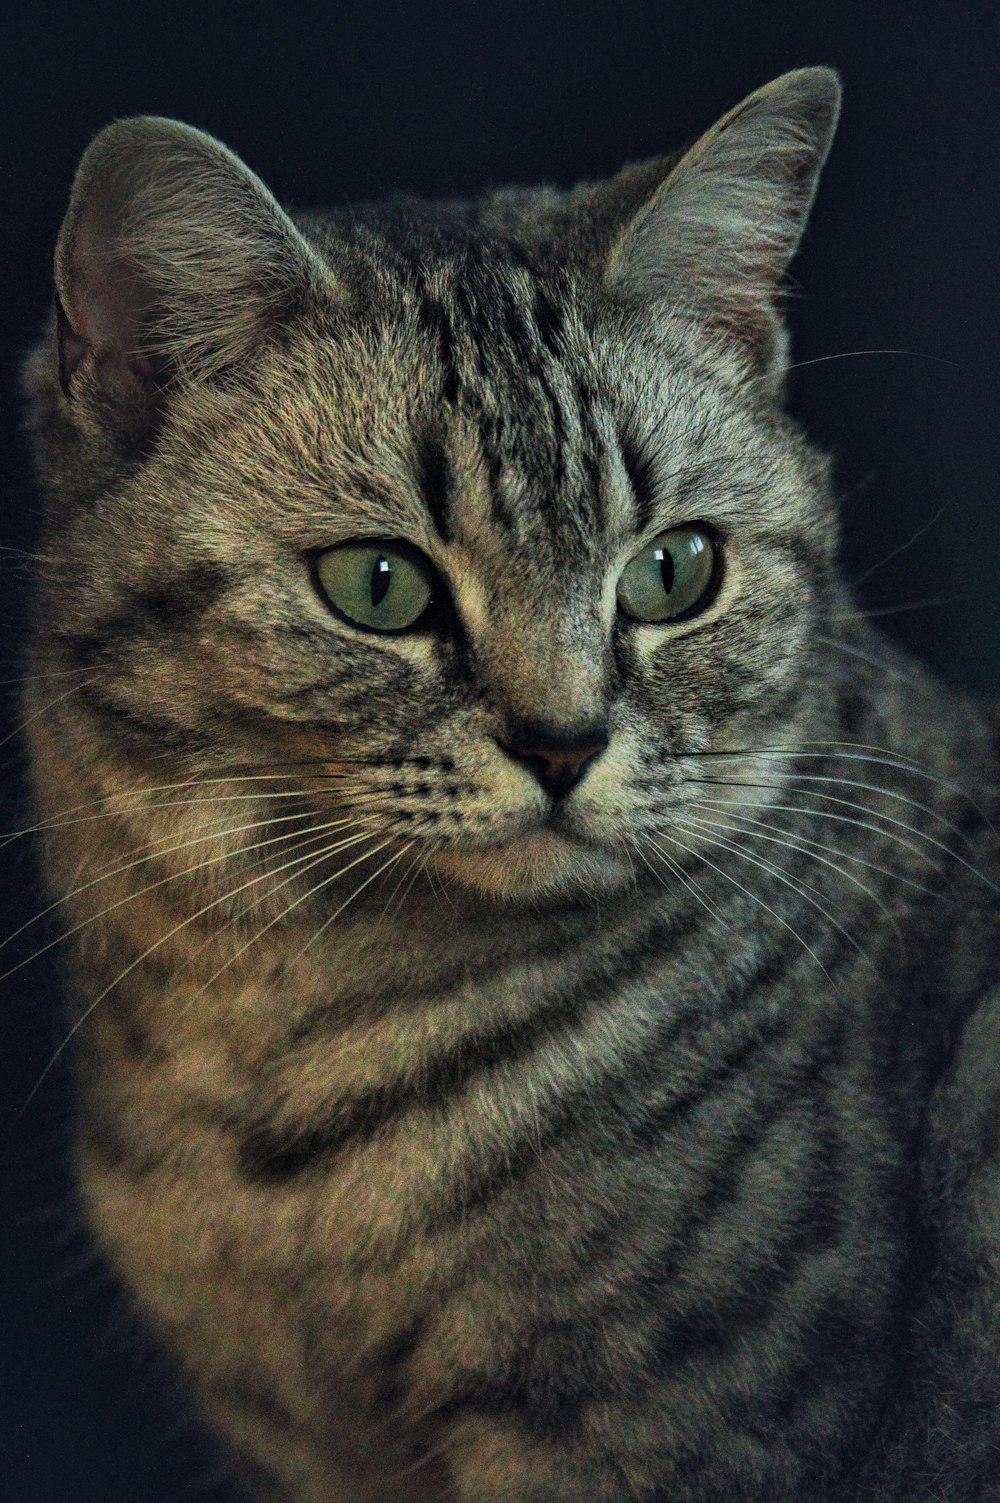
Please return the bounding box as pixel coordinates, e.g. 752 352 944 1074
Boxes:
52 117 332 434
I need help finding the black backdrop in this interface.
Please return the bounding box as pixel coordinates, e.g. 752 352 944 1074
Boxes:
2 4 998 1501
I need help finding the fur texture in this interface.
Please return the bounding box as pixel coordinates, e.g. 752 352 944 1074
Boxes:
21 68 1000 1501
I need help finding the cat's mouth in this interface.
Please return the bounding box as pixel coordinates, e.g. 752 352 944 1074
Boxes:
429 815 628 899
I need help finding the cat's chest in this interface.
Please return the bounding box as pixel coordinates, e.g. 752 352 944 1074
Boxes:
78 1034 908 1503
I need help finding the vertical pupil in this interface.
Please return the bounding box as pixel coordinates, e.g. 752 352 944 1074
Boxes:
370 555 392 607
656 546 675 594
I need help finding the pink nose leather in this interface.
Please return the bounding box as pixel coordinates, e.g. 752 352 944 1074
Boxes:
498 729 609 798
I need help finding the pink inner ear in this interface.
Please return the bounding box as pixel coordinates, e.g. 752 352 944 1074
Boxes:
57 237 159 396
69 242 146 348
56 301 90 384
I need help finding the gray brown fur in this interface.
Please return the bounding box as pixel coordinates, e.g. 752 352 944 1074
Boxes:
20 68 1000 1501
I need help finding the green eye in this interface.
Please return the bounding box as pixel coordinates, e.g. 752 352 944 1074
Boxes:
313 542 435 632
617 526 719 624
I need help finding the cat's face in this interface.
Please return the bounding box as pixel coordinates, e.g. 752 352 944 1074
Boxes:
26 69 841 900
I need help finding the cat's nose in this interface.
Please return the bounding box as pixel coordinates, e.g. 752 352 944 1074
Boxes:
497 724 609 800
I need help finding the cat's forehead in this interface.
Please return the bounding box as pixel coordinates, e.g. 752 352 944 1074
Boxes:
161 270 764 593
150 204 797 594
214 243 635 564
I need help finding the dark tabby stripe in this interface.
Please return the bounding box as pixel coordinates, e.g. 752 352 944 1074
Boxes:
440 988 789 1223
76 681 213 753
619 428 660 530
531 286 566 359
371 1321 426 1413
212 1374 302 1437
431 1324 619 1440
80 1106 164 1177
439 1109 845 1443
414 431 454 543
416 294 462 407
755 528 831 585
59 561 230 666
445 1095 847 1445
230 1452 289 1502
581 1017 845 1285
446 918 856 1224
236 904 711 1182
650 1157 846 1381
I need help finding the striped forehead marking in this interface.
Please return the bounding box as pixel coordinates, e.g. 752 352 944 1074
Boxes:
401 256 651 554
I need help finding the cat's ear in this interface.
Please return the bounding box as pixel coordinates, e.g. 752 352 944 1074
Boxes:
53 117 331 430
606 67 841 371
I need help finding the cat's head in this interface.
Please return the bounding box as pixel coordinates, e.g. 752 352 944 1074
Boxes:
25 68 842 902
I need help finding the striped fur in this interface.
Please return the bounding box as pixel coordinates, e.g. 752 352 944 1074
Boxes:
21 69 1000 1501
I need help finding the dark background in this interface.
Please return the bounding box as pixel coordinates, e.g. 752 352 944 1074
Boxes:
1 4 998 1500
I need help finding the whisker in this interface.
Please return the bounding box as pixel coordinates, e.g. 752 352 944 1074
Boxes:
669 814 877 972
155 835 402 1050
679 808 905 948
649 827 839 991
689 801 934 895
685 776 997 893
378 845 430 929
634 833 730 928
836 595 959 622
0 676 99 755
0 773 403 852
0 803 343 956
849 506 947 587
127 822 349 987
420 844 457 913
15 825 378 1119
688 764 977 843
0 812 365 984
0 664 104 687
683 740 977 798
615 832 639 890
816 636 915 681
693 794 947 878
683 738 925 762
290 841 417 964
786 348 958 372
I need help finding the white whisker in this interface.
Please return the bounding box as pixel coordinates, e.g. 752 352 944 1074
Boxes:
158 836 405 1050
685 740 997 833
669 815 876 972
1 815 369 991
650 826 839 990
1 769 388 848
687 776 996 893
1 676 99 755
291 841 417 964
15 824 380 1118
634 834 730 929
693 791 949 873
0 807 339 958
692 800 933 892
680 808 905 948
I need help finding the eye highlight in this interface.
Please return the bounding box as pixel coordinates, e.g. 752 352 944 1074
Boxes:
313 542 435 633
616 526 719 624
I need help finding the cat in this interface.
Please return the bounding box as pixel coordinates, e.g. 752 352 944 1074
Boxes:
19 64 1000 1502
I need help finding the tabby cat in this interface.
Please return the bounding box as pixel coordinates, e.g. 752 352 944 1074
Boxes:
20 66 1000 1502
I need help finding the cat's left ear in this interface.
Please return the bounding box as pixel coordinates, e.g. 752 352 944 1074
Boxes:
606 67 841 373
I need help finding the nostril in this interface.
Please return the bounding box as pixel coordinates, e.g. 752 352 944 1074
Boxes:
523 743 604 779
497 725 609 799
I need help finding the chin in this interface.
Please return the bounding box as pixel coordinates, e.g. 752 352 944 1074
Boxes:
429 828 634 902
